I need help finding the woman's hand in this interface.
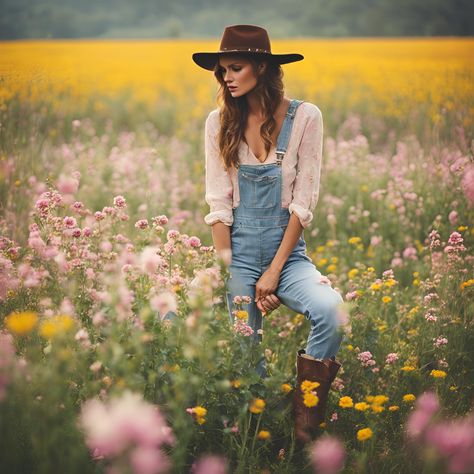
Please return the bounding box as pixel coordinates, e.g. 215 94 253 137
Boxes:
256 293 281 315
255 267 281 314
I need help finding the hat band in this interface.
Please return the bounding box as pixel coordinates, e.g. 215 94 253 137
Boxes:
219 47 271 53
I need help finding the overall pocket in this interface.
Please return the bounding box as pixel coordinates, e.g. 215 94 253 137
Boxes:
240 172 278 209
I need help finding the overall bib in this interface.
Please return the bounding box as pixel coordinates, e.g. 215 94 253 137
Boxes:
225 99 344 378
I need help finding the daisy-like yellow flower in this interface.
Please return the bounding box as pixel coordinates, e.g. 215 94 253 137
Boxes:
403 393 416 402
39 314 75 339
382 296 392 303
457 225 468 232
400 365 416 372
317 258 328 266
192 406 207 425
373 395 389 405
327 264 337 273
365 395 375 403
257 430 271 440
230 379 241 388
249 398 266 414
357 427 373 441
371 404 384 413
348 268 359 279
193 406 207 418
347 344 354 351
303 392 319 407
5 311 38 335
388 405 400 411
339 396 354 408
235 310 248 321
370 282 382 291
383 279 397 287
348 236 362 245
430 369 447 378
354 402 370 411
301 380 320 393
460 279 474 290
449 385 458 391
281 383 292 393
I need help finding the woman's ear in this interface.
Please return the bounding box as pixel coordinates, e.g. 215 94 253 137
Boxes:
258 62 267 75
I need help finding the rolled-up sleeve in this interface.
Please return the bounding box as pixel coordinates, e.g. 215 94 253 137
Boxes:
288 106 323 229
204 111 234 226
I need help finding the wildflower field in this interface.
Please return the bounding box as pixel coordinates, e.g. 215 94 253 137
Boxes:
0 38 473 473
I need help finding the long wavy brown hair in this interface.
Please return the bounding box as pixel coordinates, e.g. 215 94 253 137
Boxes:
212 53 285 170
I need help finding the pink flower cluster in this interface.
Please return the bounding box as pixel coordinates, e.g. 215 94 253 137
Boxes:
79 390 175 474
385 352 399 364
310 434 346 474
357 351 376 367
433 336 448 348
232 295 252 305
233 320 254 337
405 391 474 472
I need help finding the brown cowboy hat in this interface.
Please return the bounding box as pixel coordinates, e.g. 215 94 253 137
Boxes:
192 24 304 71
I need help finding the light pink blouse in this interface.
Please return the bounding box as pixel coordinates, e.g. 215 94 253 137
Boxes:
204 101 323 229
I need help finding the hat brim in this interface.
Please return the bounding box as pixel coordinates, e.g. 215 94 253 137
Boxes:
192 51 304 71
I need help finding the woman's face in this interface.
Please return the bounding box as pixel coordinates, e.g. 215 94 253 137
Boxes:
218 55 261 97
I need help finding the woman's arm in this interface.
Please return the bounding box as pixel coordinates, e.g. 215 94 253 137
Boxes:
211 221 232 265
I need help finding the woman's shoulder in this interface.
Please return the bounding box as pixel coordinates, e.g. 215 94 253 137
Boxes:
206 107 221 129
298 101 323 121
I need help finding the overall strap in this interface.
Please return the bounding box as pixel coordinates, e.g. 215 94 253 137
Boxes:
275 99 304 166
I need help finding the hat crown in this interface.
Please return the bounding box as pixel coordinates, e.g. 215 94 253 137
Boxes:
219 24 271 54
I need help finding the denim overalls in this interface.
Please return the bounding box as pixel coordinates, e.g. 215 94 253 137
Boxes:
225 99 344 377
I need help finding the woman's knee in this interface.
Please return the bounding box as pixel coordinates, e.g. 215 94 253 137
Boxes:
306 287 344 331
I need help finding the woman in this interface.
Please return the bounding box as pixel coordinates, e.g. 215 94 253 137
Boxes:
192 24 345 444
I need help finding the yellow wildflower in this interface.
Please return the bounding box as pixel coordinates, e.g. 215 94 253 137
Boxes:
235 310 248 321
196 416 206 425
319 422 327 428
330 256 338 263
365 395 375 403
348 268 359 279
449 385 458 391
301 380 320 393
193 406 207 418
382 296 392 303
327 264 337 273
39 314 75 339
460 279 474 290
383 279 397 287
389 405 400 411
367 267 375 273
230 379 241 388
347 344 354 351
371 404 384 413
5 311 38 335
403 394 416 402
316 245 325 253
373 395 389 405
370 282 382 291
339 396 354 408
249 398 266 414
257 430 271 440
357 427 373 441
354 402 370 411
457 225 468 232
317 258 328 266
303 392 319 407
348 236 362 245
401 366 416 372
430 369 447 378
281 383 292 393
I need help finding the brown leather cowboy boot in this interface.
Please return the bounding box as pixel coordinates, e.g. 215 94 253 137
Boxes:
293 348 342 444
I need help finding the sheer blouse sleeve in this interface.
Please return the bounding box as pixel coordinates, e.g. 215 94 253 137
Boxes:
203 110 234 226
288 105 323 229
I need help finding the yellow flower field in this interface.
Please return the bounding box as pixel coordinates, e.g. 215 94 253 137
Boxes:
1 38 473 128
